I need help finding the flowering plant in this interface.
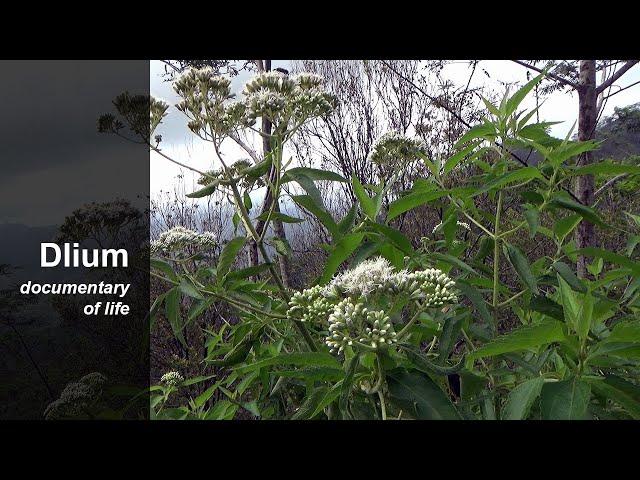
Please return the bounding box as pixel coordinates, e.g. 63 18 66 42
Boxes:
101 65 640 421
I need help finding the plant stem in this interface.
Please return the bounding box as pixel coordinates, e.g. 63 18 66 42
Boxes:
492 190 503 327
378 390 387 420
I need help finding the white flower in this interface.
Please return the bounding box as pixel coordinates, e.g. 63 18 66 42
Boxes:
287 285 334 324
325 298 397 354
326 257 397 298
160 371 184 387
151 226 216 255
394 268 457 307
432 220 471 234
293 73 324 90
367 131 425 166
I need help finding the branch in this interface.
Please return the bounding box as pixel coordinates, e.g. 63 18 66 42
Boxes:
381 60 588 206
595 173 628 197
602 79 640 101
596 60 639 94
512 60 579 89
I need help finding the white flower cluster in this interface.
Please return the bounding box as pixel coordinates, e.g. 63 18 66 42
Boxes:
286 257 457 356
367 131 426 167
173 67 237 137
160 371 184 387
325 256 397 298
287 285 334 324
44 372 106 420
393 268 457 307
150 96 170 133
171 67 336 138
326 298 397 354
242 70 337 126
151 226 216 255
432 220 471 234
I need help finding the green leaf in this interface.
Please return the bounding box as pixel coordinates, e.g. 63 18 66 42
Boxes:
569 162 640 176
605 321 640 344
530 295 564 321
524 206 539 237
150 258 178 281
236 352 341 374
553 214 582 242
282 167 347 183
444 142 480 174
473 167 543 196
557 274 580 332
292 194 340 239
501 377 544 420
456 280 492 326
430 252 479 276
505 72 544 118
577 247 640 276
367 222 413 255
269 237 292 257
399 344 464 375
455 122 496 148
552 261 587 293
549 196 609 229
217 237 246 280
165 287 186 347
291 385 341 420
186 179 220 198
338 204 358 234
387 189 450 220
318 233 365 285
256 211 304 224
540 377 591 420
352 175 377 220
576 291 594 342
339 354 360 419
504 243 538 294
589 376 640 419
467 320 565 364
179 277 204 300
548 140 600 168
386 369 461 420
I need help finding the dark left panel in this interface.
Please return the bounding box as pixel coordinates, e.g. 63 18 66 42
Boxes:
0 60 150 420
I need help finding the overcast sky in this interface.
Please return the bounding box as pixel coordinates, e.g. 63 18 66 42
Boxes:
0 61 149 226
150 60 640 195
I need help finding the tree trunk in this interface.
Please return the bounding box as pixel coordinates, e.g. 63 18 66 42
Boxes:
575 60 597 278
248 60 292 287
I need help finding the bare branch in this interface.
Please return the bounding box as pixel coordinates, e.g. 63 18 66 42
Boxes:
512 60 579 89
382 60 588 206
596 60 639 94
602 79 640 101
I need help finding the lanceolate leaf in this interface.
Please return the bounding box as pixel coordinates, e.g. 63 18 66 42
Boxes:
292 194 340 239
386 369 461 420
317 233 365 285
473 167 543 196
387 189 450 220
504 243 538 294
352 175 376 220
217 237 246 280
577 247 640 276
282 167 347 183
549 196 609 229
456 280 492 326
186 179 220 198
467 320 565 364
501 377 544 420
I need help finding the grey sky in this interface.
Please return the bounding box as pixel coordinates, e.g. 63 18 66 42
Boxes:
0 61 149 226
